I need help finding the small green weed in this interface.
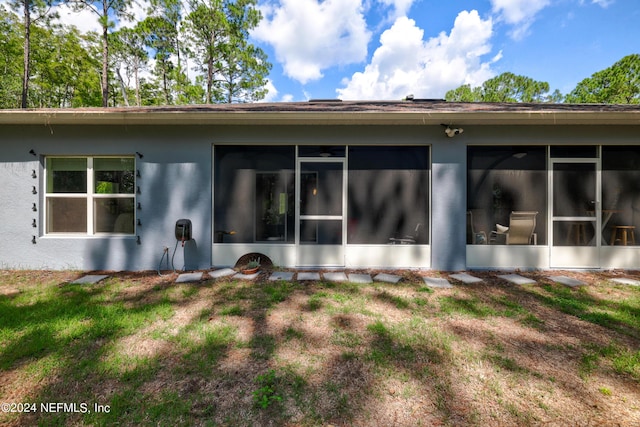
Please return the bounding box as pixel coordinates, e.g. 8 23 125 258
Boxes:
331 329 362 348
535 284 640 337
220 305 244 316
612 348 640 379
521 313 545 329
377 291 411 309
413 297 429 307
578 343 640 380
438 295 499 318
599 387 612 396
493 295 526 317
486 353 528 374
253 369 283 409
284 326 305 341
250 334 276 360
307 294 323 311
331 293 350 303
580 351 601 378
253 282 297 309
181 286 199 298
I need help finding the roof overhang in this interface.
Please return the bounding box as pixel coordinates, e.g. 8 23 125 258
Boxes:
1 102 639 126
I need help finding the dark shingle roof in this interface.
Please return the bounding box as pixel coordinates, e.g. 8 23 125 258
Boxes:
1 101 640 126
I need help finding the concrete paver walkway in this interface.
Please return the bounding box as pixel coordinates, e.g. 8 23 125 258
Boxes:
71 274 109 284
323 272 348 282
176 272 203 283
196 269 640 290
234 272 260 280
348 273 373 284
297 272 321 281
373 273 402 284
548 275 586 287
611 278 640 286
423 277 453 288
450 273 483 284
498 274 536 285
269 271 295 281
208 268 236 279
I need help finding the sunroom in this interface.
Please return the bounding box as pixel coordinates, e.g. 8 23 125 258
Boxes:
212 144 430 269
467 144 640 269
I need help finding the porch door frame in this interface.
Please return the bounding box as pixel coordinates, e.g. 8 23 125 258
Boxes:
549 155 602 268
295 155 347 267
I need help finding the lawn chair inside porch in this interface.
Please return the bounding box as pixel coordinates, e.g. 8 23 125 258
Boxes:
490 211 538 245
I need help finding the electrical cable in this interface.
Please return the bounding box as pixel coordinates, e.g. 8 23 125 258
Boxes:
158 241 179 276
170 239 180 272
157 247 168 276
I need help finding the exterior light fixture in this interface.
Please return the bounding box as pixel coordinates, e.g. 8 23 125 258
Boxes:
443 125 463 138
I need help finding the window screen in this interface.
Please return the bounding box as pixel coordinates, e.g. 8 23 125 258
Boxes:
214 146 295 243
467 146 547 245
602 146 640 246
347 146 429 244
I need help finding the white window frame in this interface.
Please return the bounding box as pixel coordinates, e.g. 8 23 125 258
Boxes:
44 156 136 236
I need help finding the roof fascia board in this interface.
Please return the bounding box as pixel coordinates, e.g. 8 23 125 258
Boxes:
0 110 639 126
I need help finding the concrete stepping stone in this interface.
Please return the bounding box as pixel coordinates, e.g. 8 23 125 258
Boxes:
348 273 373 284
176 272 203 283
498 274 536 285
374 273 402 284
548 275 586 287
610 278 640 287
297 272 321 281
323 272 348 282
269 271 295 281
71 274 109 284
450 273 483 284
208 268 237 279
234 272 260 280
423 277 453 289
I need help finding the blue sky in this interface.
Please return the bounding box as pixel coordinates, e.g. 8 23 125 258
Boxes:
25 0 639 102
251 0 640 102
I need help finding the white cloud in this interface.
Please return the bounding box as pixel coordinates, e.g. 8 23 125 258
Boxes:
337 11 495 100
590 0 614 7
257 81 295 103
119 0 149 30
51 1 147 34
377 0 416 18
52 3 102 34
259 80 279 102
490 0 550 39
252 0 371 84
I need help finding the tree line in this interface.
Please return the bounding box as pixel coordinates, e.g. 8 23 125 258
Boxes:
1 0 639 110
445 54 640 104
0 0 271 108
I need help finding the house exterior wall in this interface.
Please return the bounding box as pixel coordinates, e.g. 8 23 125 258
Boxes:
2 119 640 271
0 123 441 271
1 124 212 270
431 138 466 271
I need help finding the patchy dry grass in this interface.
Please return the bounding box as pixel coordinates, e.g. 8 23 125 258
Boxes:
0 269 639 426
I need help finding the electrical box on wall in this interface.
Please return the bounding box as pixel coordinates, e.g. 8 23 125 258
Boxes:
175 219 192 241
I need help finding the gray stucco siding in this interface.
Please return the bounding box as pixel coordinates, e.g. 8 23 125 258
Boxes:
1 125 213 271
2 112 640 271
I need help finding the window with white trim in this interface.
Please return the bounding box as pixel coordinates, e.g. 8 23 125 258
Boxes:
45 157 136 235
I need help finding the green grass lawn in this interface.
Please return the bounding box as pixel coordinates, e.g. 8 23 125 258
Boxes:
0 270 639 426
